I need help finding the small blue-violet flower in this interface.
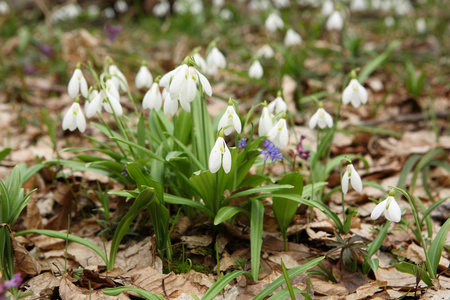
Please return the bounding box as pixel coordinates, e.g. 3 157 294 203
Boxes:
238 138 248 150
261 139 283 163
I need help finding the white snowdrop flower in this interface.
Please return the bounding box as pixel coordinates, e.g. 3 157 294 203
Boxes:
342 78 368 108
212 0 225 7
103 7 115 19
159 60 212 114
341 163 363 194
86 89 123 118
268 117 289 148
350 0 367 12
114 0 128 13
193 53 207 73
109 64 128 92
321 0 334 16
416 18 427 34
218 103 241 136
87 5 100 18
249 0 271 11
84 89 98 112
284 28 302 47
135 65 153 90
192 0 204 14
326 11 344 31
209 136 232 174
371 191 401 222
206 47 226 75
153 0 170 17
248 60 264 79
309 107 333 129
258 105 273 137
68 67 88 98
51 3 81 22
143 82 162 111
0 1 10 15
219 8 233 20
256 44 274 59
268 95 287 115
105 78 121 103
395 0 412 15
62 102 86 133
273 0 290 8
265 11 284 32
163 91 178 116
384 16 395 27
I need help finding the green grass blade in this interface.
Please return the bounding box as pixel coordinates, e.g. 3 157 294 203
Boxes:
103 286 165 300
15 229 108 265
250 198 264 281
254 256 324 300
214 206 248 225
201 270 250 300
427 217 450 279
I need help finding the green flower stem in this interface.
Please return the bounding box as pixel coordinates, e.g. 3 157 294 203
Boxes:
96 113 127 158
389 186 433 278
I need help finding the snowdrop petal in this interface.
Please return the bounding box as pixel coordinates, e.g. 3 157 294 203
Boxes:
309 111 319 129
76 110 86 133
350 165 363 193
164 93 178 116
232 110 242 134
279 125 289 147
342 84 352 105
259 107 273 137
341 170 349 194
160 66 180 87
385 197 401 222
79 75 88 98
198 72 212 96
371 200 387 220
209 148 222 173
324 110 333 127
179 96 191 112
222 146 232 173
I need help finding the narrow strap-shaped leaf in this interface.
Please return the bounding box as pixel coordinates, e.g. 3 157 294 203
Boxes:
427 217 450 279
15 229 108 265
103 286 165 300
250 198 264 281
214 206 249 225
254 256 324 300
201 270 250 300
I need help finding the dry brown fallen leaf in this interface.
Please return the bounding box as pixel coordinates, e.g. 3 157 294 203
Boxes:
12 233 41 276
125 266 210 298
310 277 348 296
344 280 387 300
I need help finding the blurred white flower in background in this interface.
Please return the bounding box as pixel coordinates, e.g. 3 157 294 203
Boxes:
256 44 274 59
326 10 344 31
284 28 302 47
265 11 284 32
248 60 264 79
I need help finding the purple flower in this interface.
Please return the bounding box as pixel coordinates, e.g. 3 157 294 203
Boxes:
22 64 37 75
261 139 283 163
38 44 53 58
238 138 248 150
4 273 22 289
104 22 123 42
296 135 310 160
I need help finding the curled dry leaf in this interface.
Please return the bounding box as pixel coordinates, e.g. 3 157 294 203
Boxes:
12 234 41 276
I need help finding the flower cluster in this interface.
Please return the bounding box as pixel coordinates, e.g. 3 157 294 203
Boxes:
261 139 283 163
296 135 310 160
